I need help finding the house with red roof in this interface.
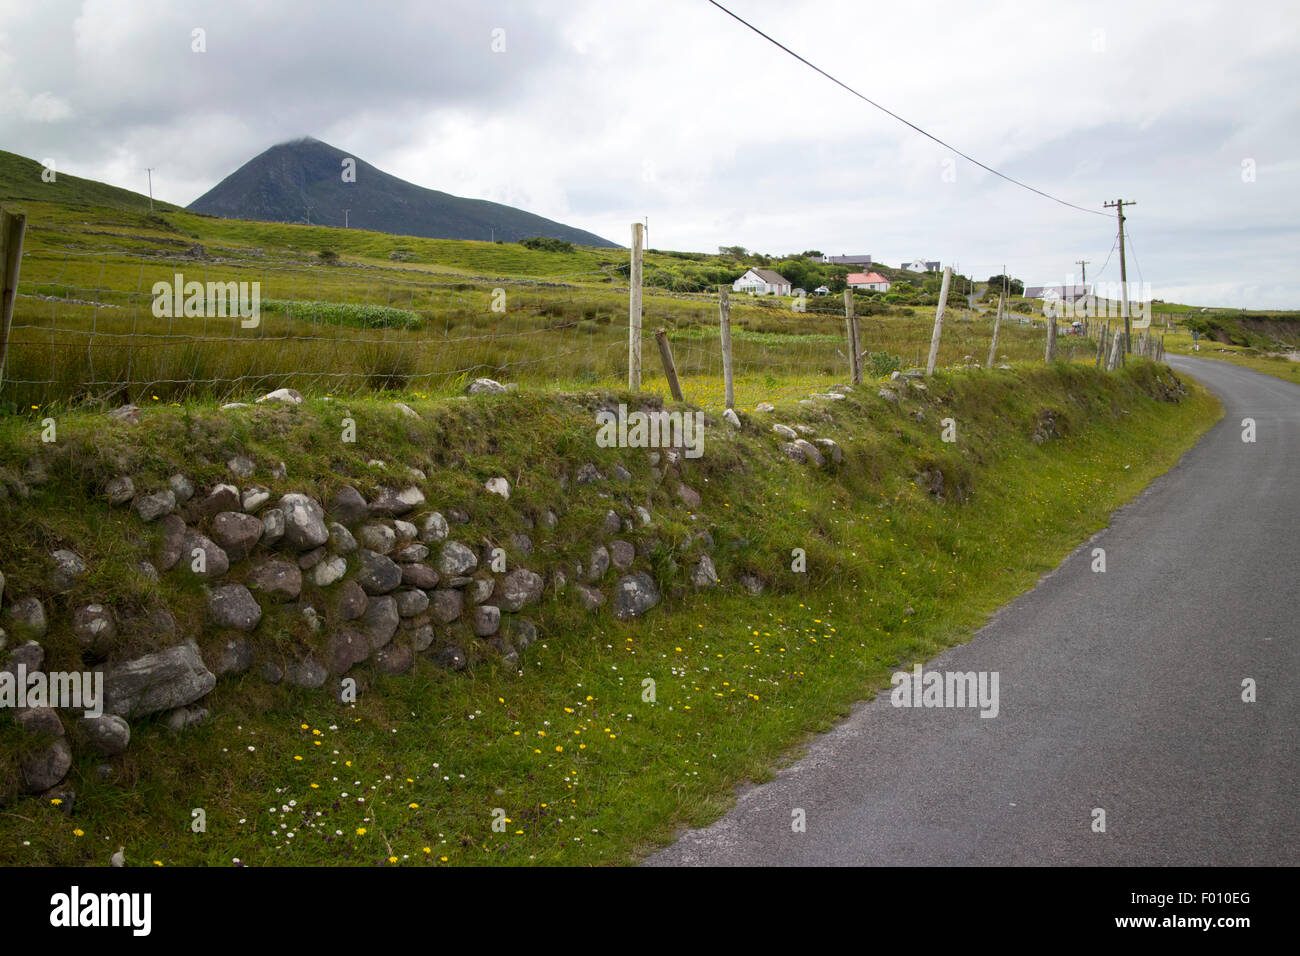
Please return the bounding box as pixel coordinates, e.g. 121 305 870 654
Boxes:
847 271 891 292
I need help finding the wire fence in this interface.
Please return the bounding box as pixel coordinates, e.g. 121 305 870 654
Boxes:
0 240 1103 415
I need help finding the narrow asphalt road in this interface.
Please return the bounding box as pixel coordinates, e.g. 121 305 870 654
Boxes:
649 355 1299 866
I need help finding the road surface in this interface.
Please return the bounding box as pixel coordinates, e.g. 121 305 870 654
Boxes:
649 355 1299 865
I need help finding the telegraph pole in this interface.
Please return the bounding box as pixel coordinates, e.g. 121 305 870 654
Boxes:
145 168 155 213
344 209 349 228
1103 200 1135 353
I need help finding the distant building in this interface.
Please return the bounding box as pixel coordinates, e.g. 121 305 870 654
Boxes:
733 268 792 296
822 254 873 266
903 259 941 273
813 285 831 296
1025 284 1090 301
847 271 891 292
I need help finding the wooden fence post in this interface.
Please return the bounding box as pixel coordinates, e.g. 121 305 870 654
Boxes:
843 289 861 384
1095 321 1107 368
0 208 27 391
1045 308 1058 363
718 285 735 410
925 266 952 376
986 294 1003 369
628 222 643 390
654 328 684 402
1106 329 1124 371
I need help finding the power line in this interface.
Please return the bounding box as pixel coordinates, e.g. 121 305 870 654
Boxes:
705 0 1110 218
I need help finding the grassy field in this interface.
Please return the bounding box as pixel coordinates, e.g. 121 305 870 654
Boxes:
1 193 1099 414
1161 328 1300 386
0 360 1219 866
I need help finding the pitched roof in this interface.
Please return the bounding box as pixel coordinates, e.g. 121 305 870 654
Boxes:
752 269 790 285
847 272 889 284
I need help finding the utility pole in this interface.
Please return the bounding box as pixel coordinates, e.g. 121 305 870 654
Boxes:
344 209 349 229
1103 200 1135 354
145 168 155 213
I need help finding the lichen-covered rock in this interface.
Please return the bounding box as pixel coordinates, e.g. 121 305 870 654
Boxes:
467 377 507 395
494 568 544 612
438 541 478 576
780 442 807 464
738 572 765 595
72 604 116 654
793 439 825 468
102 641 216 718
206 584 262 632
48 549 87 592
583 545 610 583
337 579 368 620
813 438 843 463
227 455 256 479
400 563 439 590
277 493 330 550
359 523 397 555
375 642 414 675
242 485 270 512
211 511 263 562
133 488 176 522
467 576 495 605
247 559 302 601
3 596 47 640
394 542 429 563
214 635 255 676
420 512 449 542
613 572 660 620
430 588 463 624
328 522 358 554
78 714 130 756
328 485 370 525
181 531 230 580
471 604 501 637
370 486 424 517
722 409 741 429
576 463 603 484
168 474 195 503
355 549 402 594
675 483 702 509
327 628 370 675
257 387 304 405
16 708 71 793
484 477 510 499
602 509 622 535
609 540 635 572
361 595 400 650
691 555 719 589
772 423 798 440
309 554 347 587
261 507 286 547
395 588 430 618
574 583 605 611
284 657 327 689
104 475 135 506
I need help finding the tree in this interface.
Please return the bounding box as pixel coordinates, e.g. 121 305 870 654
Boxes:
717 245 747 258
986 274 1024 296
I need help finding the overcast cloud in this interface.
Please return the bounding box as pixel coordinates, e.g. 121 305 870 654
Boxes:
1 0 1297 307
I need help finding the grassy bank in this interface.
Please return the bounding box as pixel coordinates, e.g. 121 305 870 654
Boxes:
0 360 1220 865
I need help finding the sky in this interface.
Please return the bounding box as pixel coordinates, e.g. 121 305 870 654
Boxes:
1 0 1298 308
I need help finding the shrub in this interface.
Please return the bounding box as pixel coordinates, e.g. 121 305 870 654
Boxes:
520 236 575 254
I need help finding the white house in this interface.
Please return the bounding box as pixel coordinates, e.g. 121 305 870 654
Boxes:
903 259 940 273
733 268 792 296
847 271 891 292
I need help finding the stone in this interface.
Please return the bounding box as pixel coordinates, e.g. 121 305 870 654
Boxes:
468 577 495 605
675 483 702 509
242 486 271 512
430 589 463 624
284 657 327 689
438 541 478 576
375 642 414 675
395 588 430 618
359 523 397 555
484 477 510 499
490 636 519 668
101 640 216 718
543 510 559 529
78 714 130 756
877 388 900 404
772 423 798 440
195 483 241 519
211 511 263 562
261 508 286 547
17 708 71 793
329 522 358 554
72 604 117 654
609 538 637 572
447 508 470 525
780 442 807 464
182 531 230 580
722 408 741 429
133 488 176 522
467 377 507 395
105 476 135 506
471 605 501 637
261 660 284 684
794 439 826 467
420 512 449 542
409 624 435 652
327 628 370 675
227 455 256 479
162 705 209 733
107 404 141 424
494 568 544 612
505 618 538 652
257 387 304 404
328 486 370 525
691 555 719 588
400 563 439 589
576 462 603 484
361 595 400 650
309 554 347 587
756 402 775 413
574 583 605 611
355 549 402 594
611 463 632 482
4 596 47 640
435 646 467 671
602 509 622 535
48 549 87 592
206 584 262 632
635 505 652 527
156 514 187 571
395 542 429 563
738 572 765 595
277 493 329 550
813 438 843 463
794 425 816 436
0 640 44 677
613 572 661 620
370 486 424 517
393 519 418 543
584 545 610 583
168 474 195 503
337 579 368 620
247 559 302 601
394 401 420 419
197 631 246 678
